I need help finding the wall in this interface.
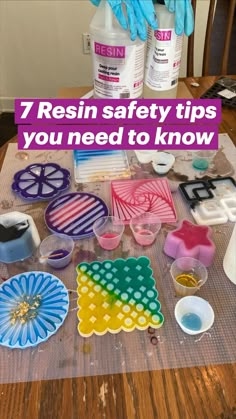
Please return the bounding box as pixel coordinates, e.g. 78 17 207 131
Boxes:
210 0 236 75
0 0 210 111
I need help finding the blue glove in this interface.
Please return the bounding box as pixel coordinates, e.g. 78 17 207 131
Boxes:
164 0 194 36
90 0 158 41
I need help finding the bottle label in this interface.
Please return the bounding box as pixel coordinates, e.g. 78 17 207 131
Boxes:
144 28 183 91
92 40 144 98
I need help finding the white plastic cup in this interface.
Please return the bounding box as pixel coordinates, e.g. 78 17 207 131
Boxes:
134 150 158 164
175 296 215 335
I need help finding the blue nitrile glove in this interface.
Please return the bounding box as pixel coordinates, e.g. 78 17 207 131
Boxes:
164 0 194 36
90 0 158 41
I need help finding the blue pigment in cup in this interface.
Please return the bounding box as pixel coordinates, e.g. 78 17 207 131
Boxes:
192 151 216 171
193 158 209 170
181 313 202 331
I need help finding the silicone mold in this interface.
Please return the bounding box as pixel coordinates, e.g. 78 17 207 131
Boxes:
12 163 70 201
0 211 40 263
0 271 69 349
74 150 131 183
179 177 236 225
76 256 164 337
179 181 214 203
45 192 109 239
111 178 177 224
164 220 215 267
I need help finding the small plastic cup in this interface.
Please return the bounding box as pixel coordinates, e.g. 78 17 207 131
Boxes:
170 257 208 297
134 150 157 164
130 212 161 246
175 296 215 335
93 216 124 250
39 234 74 269
192 150 216 170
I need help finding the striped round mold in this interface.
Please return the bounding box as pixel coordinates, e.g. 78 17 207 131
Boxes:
45 192 109 239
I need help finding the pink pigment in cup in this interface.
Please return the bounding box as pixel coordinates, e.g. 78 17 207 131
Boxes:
93 216 124 250
134 229 155 246
130 213 161 246
99 233 121 250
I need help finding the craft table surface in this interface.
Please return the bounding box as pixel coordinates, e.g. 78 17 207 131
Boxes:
0 76 236 419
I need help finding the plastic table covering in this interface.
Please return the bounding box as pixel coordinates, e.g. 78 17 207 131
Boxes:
0 136 235 384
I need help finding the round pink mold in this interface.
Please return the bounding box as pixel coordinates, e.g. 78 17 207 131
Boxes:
163 220 215 267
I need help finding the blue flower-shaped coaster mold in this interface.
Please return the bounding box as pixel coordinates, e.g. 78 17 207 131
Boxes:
0 271 69 349
12 163 71 201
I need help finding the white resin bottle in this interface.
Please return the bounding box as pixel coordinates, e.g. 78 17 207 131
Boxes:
143 1 184 99
90 0 145 99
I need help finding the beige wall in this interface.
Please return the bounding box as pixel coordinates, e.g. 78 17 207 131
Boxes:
0 0 211 111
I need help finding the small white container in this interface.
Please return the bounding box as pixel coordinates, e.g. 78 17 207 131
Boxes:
152 152 175 174
175 296 215 335
134 150 158 164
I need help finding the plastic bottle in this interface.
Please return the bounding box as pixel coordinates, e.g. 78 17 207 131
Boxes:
89 0 145 99
143 0 184 99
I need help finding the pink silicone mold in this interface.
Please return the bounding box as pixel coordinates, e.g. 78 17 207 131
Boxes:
163 220 215 267
111 179 177 224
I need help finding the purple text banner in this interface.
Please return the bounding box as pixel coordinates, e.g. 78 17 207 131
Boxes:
18 124 218 150
15 99 222 125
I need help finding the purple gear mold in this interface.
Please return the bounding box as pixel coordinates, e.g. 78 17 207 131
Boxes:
12 163 71 201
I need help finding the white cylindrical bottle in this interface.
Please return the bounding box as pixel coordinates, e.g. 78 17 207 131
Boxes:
143 1 184 99
90 0 145 99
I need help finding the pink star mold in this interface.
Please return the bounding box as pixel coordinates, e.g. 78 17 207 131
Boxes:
163 220 215 267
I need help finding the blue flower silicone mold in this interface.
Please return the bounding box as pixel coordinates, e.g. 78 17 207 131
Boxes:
12 163 70 201
0 271 69 349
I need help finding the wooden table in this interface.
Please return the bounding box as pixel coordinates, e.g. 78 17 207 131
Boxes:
0 76 236 419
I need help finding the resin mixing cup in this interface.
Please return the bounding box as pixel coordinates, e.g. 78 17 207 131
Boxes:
130 212 161 246
39 234 74 269
170 257 208 297
192 150 216 170
93 216 124 250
